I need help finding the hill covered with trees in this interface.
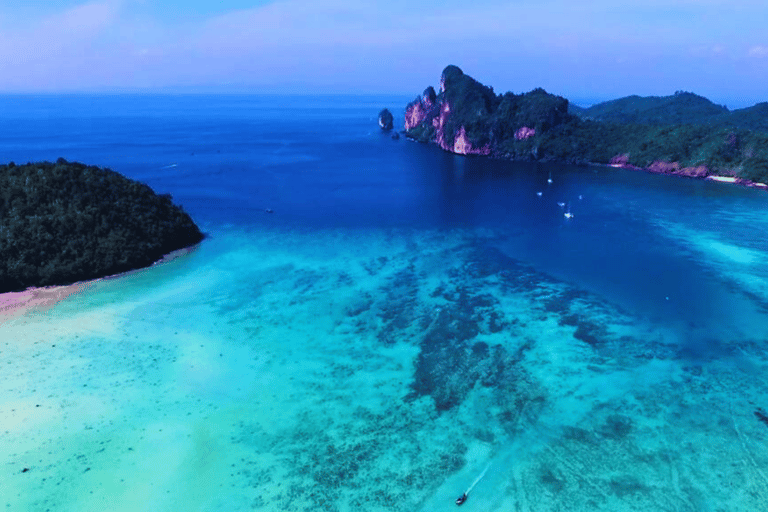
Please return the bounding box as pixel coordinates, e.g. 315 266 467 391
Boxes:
571 92 728 126
0 159 204 293
572 93 768 133
402 66 768 186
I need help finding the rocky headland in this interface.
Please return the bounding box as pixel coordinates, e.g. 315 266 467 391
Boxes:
399 65 768 188
0 159 204 294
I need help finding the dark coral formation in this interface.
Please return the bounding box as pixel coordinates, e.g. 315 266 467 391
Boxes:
407 288 517 411
247 402 470 511
402 65 768 186
375 264 420 346
225 234 768 511
223 233 768 511
755 408 768 428
0 159 204 292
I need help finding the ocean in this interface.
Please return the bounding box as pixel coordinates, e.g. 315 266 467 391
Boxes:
2 94 768 511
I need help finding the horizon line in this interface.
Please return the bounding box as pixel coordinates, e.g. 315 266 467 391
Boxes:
0 88 762 110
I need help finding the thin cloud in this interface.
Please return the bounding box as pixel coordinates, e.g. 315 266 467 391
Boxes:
748 46 768 58
44 0 122 34
1 0 768 101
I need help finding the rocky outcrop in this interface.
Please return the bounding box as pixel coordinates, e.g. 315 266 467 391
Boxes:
404 97 431 131
404 65 569 159
452 126 491 155
607 153 768 187
646 161 710 178
612 153 717 179
422 86 436 108
515 126 536 140
398 65 768 188
378 109 394 131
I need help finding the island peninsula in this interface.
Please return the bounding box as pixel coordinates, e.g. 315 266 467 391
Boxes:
0 159 204 294
402 65 768 188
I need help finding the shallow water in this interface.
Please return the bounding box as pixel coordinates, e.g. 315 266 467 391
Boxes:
2 95 768 511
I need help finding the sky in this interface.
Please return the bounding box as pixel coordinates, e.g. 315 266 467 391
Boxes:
1 0 767 106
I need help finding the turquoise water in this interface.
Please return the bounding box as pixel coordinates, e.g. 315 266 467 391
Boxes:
2 96 768 511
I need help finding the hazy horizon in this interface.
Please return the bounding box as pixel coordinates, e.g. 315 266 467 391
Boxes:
2 1 768 108
0 88 758 111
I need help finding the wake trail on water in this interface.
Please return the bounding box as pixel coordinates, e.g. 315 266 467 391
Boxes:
424 418 592 511
464 464 490 496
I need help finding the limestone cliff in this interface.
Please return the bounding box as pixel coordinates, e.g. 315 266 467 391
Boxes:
401 65 768 187
404 65 569 158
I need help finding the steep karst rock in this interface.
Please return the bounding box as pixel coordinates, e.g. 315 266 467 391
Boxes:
400 65 768 186
378 108 394 131
405 65 570 157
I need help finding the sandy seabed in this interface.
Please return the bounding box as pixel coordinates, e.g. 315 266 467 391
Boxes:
2 226 768 512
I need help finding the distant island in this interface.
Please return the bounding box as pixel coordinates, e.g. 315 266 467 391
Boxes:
0 159 204 294
400 65 768 188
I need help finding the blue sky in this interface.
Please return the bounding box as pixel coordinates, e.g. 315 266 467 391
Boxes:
1 0 767 106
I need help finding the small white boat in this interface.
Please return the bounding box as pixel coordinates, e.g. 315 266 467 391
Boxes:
536 191 543 197
564 203 574 219
557 202 565 208
547 171 553 184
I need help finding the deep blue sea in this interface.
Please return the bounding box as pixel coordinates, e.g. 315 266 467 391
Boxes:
2 95 768 511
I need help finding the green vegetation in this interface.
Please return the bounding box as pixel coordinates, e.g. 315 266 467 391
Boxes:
728 103 768 133
439 65 500 148
0 159 204 293
573 92 768 133
573 92 728 126
540 121 768 183
405 65 768 185
408 66 570 151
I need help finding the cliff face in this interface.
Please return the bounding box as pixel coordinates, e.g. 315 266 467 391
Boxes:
402 66 768 186
404 65 570 158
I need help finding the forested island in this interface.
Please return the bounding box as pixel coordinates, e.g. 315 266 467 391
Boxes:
0 159 204 294
401 65 768 187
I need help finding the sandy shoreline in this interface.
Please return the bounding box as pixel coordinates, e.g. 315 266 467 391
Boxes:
0 281 93 320
0 243 201 321
606 160 768 189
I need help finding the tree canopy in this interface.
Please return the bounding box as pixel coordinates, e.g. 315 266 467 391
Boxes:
0 159 204 293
